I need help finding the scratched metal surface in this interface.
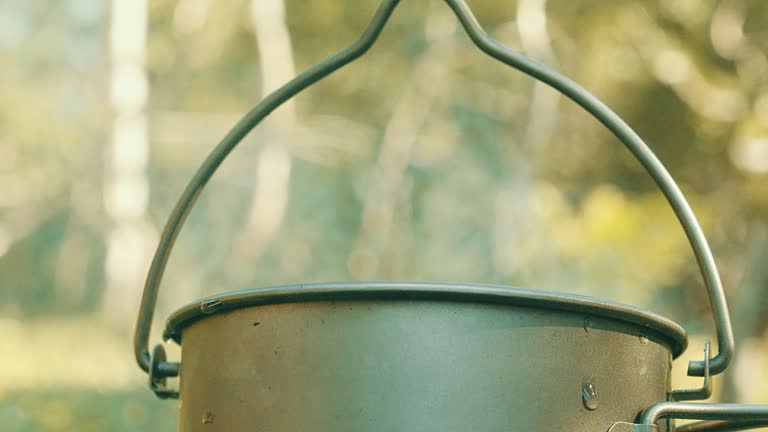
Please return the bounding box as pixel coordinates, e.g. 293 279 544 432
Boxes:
176 294 673 431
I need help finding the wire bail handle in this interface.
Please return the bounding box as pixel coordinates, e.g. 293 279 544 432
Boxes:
133 0 735 397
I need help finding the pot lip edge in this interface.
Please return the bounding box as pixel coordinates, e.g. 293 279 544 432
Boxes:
162 280 688 357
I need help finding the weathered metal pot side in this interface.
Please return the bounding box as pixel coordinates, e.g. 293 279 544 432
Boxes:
167 282 682 431
133 0 768 431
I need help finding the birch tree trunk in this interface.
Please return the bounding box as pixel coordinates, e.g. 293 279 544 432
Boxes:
239 0 295 263
102 0 153 324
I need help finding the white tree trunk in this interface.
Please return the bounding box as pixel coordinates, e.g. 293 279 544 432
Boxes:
102 0 153 324
494 0 559 279
240 0 295 262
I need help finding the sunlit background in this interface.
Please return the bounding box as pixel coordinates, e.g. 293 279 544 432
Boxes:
1 0 768 430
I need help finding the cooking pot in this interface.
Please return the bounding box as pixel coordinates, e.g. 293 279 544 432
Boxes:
133 1 768 430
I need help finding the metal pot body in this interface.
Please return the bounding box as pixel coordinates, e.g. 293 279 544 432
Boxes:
172 284 681 432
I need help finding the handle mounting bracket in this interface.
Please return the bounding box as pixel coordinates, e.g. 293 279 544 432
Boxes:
148 344 179 399
671 341 713 402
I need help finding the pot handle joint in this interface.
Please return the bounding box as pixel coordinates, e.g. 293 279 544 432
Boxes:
671 341 713 402
628 342 768 431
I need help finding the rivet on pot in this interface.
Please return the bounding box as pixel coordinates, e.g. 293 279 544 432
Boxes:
583 317 592 333
582 379 599 411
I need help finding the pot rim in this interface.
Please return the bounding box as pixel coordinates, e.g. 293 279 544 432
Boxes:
163 281 688 358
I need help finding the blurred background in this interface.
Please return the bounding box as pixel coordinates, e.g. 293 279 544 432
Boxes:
1 0 767 430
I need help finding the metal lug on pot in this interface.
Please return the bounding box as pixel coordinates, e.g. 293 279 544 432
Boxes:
670 341 712 401
149 344 179 399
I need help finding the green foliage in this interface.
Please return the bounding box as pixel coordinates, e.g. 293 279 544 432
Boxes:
0 390 175 432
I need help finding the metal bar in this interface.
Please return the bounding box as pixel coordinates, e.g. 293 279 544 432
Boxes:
639 403 768 425
676 419 768 432
133 0 403 373
134 0 735 379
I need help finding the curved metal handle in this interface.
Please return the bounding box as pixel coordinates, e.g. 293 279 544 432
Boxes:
677 419 768 432
134 0 734 383
639 402 768 428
